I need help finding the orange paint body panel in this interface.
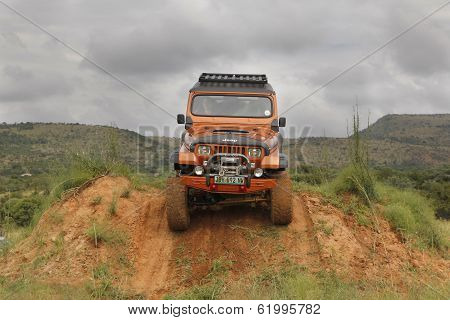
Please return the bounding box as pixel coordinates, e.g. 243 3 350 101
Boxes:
180 176 276 194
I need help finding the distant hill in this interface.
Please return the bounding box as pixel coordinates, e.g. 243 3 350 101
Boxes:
0 114 449 179
290 114 450 168
361 114 450 146
0 123 176 177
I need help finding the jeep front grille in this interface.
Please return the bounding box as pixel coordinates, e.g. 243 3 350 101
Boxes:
213 145 246 155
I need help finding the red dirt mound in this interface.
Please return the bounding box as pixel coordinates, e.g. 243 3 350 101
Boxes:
0 176 169 296
301 194 449 289
1 176 448 298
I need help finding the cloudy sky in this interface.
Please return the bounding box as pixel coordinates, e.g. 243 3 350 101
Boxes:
0 0 449 137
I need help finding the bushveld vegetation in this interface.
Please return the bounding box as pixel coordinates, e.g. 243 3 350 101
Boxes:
0 128 169 256
292 111 448 252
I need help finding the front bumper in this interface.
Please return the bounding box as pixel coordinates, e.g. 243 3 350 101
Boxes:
180 176 276 194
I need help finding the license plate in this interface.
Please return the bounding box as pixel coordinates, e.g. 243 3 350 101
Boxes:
214 176 245 185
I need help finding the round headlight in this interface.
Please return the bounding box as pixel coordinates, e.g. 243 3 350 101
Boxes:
194 166 204 176
248 148 261 158
198 145 211 155
254 168 264 178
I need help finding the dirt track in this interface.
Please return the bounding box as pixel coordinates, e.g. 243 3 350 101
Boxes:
132 196 323 298
1 176 448 298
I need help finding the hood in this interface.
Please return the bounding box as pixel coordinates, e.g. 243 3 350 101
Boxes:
189 124 277 142
184 124 279 155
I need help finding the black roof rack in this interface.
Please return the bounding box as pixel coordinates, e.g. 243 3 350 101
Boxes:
199 73 267 84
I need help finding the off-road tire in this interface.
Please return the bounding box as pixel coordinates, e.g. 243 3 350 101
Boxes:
166 177 190 231
270 172 293 225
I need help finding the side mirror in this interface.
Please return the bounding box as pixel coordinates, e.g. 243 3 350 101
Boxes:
279 117 286 127
177 114 185 124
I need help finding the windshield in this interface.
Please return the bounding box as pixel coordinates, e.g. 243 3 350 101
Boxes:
191 95 272 118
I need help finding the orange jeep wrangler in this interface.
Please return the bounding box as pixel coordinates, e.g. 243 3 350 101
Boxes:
167 73 293 231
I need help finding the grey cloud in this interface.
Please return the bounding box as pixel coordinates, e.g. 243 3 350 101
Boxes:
1 32 26 48
0 0 449 136
0 65 73 102
389 26 450 76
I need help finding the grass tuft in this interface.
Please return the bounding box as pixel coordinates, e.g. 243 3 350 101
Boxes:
90 196 102 206
85 222 126 247
120 188 131 199
86 263 141 300
108 196 118 216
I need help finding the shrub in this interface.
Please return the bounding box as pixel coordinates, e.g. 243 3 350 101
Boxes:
1 197 42 226
331 166 377 204
291 165 334 185
385 175 415 189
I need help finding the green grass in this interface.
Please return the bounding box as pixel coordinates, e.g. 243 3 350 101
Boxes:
331 165 378 205
315 219 334 236
208 258 233 277
90 196 102 206
291 165 335 185
0 222 32 257
240 267 358 299
167 264 449 299
129 172 173 190
86 263 138 300
48 209 64 224
85 222 127 247
165 258 231 300
0 275 89 299
294 166 448 251
229 224 280 240
108 195 118 216
377 184 448 250
120 188 131 198
295 177 448 250
165 279 225 300
0 268 141 300
225 266 449 300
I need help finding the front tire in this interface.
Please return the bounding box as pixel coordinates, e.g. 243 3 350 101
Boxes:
166 177 190 231
270 173 293 225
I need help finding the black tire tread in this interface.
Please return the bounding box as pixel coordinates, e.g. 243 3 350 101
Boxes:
166 177 190 231
270 173 293 225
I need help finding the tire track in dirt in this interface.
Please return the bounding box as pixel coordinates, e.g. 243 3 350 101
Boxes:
130 197 175 298
286 196 321 268
164 196 322 296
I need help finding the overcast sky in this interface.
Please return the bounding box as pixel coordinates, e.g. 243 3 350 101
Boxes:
0 0 449 137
